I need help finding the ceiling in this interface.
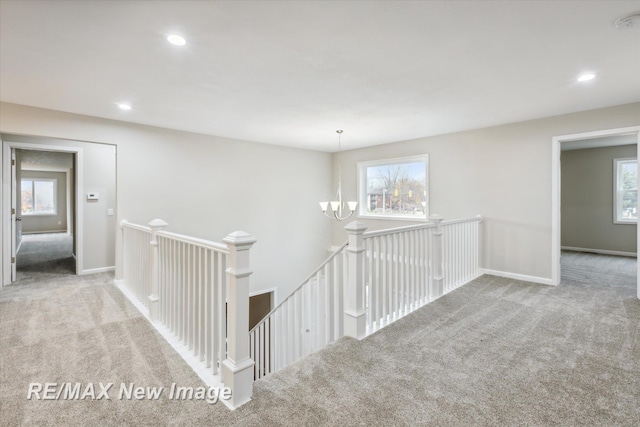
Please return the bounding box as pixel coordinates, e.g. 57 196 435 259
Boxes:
561 134 638 151
1 1 639 152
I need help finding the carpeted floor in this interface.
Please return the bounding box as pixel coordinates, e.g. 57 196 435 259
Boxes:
0 251 638 426
16 233 75 282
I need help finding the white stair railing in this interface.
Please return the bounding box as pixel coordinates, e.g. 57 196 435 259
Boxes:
119 214 482 405
249 242 348 380
121 221 153 308
441 217 482 293
362 215 482 335
118 219 255 410
155 228 228 376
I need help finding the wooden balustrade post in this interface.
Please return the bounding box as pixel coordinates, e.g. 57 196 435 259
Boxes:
222 231 256 409
148 219 168 321
429 214 444 299
344 221 368 340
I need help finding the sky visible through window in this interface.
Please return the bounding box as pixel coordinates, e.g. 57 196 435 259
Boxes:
361 157 428 219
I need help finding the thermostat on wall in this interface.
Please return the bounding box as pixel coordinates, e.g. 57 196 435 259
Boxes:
87 193 99 200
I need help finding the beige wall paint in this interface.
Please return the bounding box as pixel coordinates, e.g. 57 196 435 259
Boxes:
20 170 67 234
0 102 333 301
331 102 640 281
561 144 637 254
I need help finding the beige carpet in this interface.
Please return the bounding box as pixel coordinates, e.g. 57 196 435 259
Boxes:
16 233 75 282
0 252 638 426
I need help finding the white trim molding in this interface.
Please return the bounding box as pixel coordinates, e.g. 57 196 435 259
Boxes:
480 268 554 286
80 266 115 275
561 246 637 258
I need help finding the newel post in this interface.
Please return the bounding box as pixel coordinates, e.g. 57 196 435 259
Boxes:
148 219 168 321
344 221 368 340
429 214 444 299
222 231 256 409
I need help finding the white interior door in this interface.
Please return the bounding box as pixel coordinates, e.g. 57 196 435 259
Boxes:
10 148 17 281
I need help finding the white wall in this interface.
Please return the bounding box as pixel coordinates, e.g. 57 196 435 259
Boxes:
331 102 640 282
0 102 333 301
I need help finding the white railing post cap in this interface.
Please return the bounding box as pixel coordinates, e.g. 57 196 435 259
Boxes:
148 218 168 229
120 219 129 229
223 231 257 247
429 214 443 224
344 221 368 233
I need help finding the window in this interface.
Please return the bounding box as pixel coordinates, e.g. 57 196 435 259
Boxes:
614 158 637 224
21 178 57 215
358 155 428 220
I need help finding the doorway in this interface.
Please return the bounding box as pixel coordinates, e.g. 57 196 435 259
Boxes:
552 126 640 299
15 149 76 281
2 140 84 285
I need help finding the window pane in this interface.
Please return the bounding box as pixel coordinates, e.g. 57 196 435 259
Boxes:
616 159 637 223
359 156 428 219
21 180 33 214
33 180 56 213
620 162 637 191
621 190 637 220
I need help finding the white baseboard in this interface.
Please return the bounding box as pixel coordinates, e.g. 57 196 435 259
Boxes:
22 230 67 235
480 268 554 286
79 266 115 275
561 246 637 258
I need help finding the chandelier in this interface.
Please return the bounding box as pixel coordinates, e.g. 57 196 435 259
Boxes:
320 130 357 221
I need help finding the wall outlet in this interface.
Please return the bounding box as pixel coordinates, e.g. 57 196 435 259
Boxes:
107 208 114 216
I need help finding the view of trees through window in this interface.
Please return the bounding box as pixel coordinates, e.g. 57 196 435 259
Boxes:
616 158 637 223
21 179 56 215
359 156 428 219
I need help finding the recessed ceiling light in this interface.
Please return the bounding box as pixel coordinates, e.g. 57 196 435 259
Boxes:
118 103 132 111
577 73 596 82
167 34 186 46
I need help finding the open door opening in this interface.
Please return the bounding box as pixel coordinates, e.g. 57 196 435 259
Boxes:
552 126 640 300
14 149 76 281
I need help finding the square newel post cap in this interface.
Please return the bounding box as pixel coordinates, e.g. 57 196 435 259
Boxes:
429 214 443 224
223 231 257 248
148 219 168 230
344 221 368 234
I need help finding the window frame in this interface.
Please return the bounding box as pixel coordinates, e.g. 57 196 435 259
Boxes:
613 157 637 224
21 177 58 216
357 154 429 221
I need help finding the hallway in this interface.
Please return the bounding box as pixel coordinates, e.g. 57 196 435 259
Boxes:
0 253 638 425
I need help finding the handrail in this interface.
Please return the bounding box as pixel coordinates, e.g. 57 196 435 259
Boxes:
120 220 152 233
363 215 483 239
249 240 349 334
156 229 229 253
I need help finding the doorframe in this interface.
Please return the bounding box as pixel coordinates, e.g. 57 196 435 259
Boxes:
551 125 640 299
2 141 83 286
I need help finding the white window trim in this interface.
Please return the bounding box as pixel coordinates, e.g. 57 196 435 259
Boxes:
357 154 429 221
613 157 637 225
22 177 58 216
